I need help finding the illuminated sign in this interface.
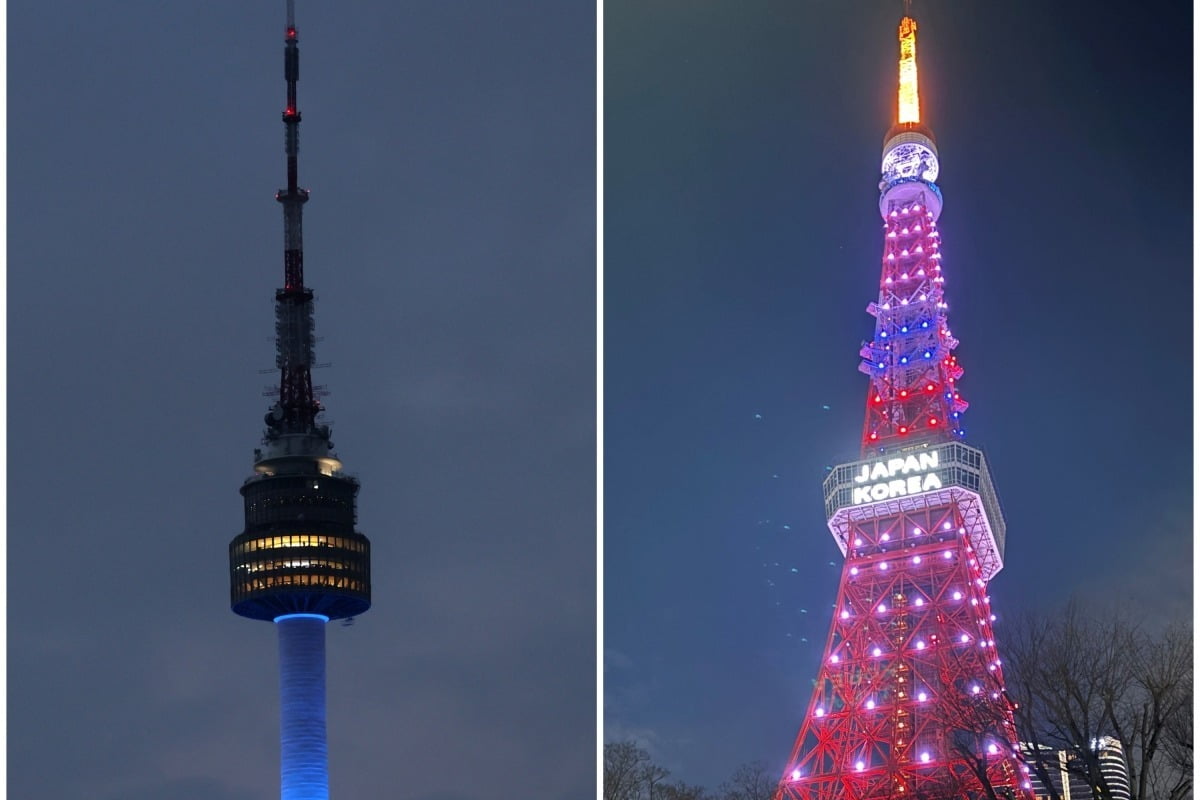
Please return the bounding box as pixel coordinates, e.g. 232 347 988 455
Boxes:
852 450 942 504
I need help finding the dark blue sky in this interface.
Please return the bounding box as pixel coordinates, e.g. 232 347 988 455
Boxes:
10 2 593 798
604 0 1191 789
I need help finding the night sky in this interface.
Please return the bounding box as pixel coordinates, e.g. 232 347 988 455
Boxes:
605 0 1191 790
10 2 594 799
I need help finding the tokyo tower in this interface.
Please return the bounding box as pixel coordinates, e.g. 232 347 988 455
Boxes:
775 13 1034 800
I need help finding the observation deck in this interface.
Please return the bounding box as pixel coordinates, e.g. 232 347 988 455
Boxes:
823 441 1006 580
230 469 371 621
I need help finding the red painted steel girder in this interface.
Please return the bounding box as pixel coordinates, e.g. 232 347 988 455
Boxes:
775 504 1032 800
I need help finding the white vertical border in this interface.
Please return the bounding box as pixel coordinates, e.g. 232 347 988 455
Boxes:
1193 0 1200 686
595 0 605 795
0 0 9 793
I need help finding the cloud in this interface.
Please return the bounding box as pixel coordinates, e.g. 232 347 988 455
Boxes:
605 647 634 671
102 777 260 800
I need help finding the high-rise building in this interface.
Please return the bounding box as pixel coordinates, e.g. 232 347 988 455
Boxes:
1096 740 1133 800
1023 738 1132 800
227 3 371 799
775 13 1033 800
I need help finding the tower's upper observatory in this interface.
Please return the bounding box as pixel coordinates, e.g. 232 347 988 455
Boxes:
881 16 941 221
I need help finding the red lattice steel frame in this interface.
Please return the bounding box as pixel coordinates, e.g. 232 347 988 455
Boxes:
859 198 968 453
776 500 1033 800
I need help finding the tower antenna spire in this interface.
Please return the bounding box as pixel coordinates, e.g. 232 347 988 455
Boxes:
896 10 921 125
271 0 318 437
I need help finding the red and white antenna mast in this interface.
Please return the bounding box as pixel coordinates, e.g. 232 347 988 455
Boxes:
268 0 323 446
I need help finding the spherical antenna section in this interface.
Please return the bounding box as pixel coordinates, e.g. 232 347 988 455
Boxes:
880 129 942 221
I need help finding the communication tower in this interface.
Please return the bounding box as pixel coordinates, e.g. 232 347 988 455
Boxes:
775 14 1033 800
228 3 371 798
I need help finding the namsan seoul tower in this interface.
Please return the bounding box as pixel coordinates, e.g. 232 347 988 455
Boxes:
775 11 1033 800
228 2 371 799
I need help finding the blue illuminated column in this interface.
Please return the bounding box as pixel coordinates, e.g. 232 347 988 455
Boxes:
276 613 329 800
